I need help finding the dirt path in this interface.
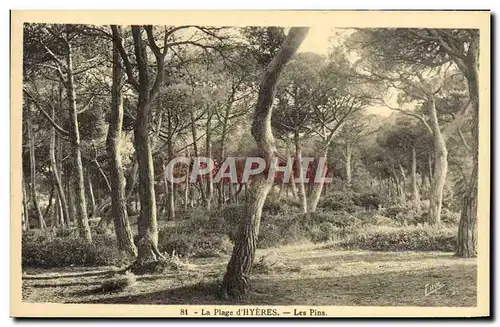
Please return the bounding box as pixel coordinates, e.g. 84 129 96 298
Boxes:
22 243 476 306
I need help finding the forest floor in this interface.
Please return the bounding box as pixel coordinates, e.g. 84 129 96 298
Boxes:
22 243 476 306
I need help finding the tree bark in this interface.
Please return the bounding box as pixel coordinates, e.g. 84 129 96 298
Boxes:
87 173 96 217
294 132 307 213
399 163 407 190
411 145 421 209
163 159 176 220
457 32 479 257
130 26 162 263
66 37 92 242
107 33 138 258
66 173 76 224
49 105 69 227
184 150 191 210
190 103 206 204
398 164 407 202
206 112 214 210
45 183 55 225
26 100 46 230
428 97 448 225
22 173 29 231
221 27 309 299
308 151 328 212
345 142 352 191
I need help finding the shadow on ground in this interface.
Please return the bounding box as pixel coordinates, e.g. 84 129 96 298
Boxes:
76 264 475 306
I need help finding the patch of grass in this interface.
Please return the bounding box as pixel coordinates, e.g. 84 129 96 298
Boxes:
100 272 136 293
252 255 302 274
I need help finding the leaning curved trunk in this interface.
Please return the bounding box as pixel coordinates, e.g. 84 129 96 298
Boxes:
107 36 138 258
49 105 69 227
129 26 162 263
221 27 309 299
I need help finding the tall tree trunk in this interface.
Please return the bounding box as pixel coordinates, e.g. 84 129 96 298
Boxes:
412 145 421 209
66 173 76 224
398 164 407 202
428 154 433 184
44 184 55 225
221 27 309 299
125 157 139 201
345 142 352 191
26 100 46 229
386 177 392 199
399 164 407 190
56 192 65 227
308 151 328 212
457 33 479 257
107 34 138 258
391 169 404 203
190 103 206 204
163 159 176 220
206 112 214 210
52 191 60 227
184 150 190 210
130 26 162 263
285 146 298 198
49 105 69 226
294 132 307 213
428 97 448 225
66 37 92 242
21 173 29 231
87 173 96 217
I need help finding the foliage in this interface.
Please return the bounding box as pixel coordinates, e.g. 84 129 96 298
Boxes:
339 225 456 252
352 192 383 210
318 192 359 213
22 230 124 268
157 229 234 259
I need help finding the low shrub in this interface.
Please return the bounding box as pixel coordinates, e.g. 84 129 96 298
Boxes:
310 211 360 229
383 204 406 219
309 222 337 243
22 231 123 268
157 228 233 258
371 214 394 226
252 255 302 274
339 225 456 252
441 208 461 225
100 272 136 293
262 197 300 215
318 193 361 213
258 214 309 248
352 193 383 210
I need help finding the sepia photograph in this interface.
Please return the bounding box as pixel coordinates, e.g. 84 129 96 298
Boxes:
10 10 490 318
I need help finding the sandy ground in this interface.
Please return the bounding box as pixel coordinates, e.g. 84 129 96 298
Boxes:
22 243 476 306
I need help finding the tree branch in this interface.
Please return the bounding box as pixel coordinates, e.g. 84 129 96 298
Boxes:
110 25 140 91
23 88 70 137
